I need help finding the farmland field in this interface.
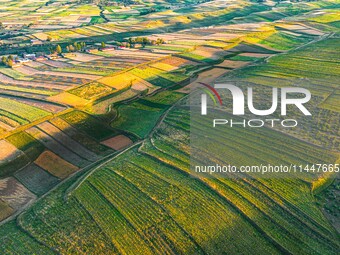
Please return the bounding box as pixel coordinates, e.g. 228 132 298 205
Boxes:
0 103 338 254
0 0 339 254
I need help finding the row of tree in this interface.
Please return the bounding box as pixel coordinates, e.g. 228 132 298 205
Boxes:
51 42 87 54
1 55 14 67
126 37 165 48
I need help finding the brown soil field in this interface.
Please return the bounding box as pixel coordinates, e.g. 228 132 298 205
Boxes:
34 150 79 179
240 53 273 58
0 177 35 210
41 60 72 68
42 70 102 80
24 61 45 68
26 127 88 167
15 65 102 80
193 46 229 59
0 73 69 90
65 53 103 62
101 135 133 150
177 67 231 94
0 140 24 164
161 56 197 67
0 199 13 221
14 66 39 75
215 59 250 69
37 122 98 161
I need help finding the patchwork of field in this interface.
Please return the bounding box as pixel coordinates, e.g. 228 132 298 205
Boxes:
1 0 334 140
1 104 338 254
0 107 131 220
217 37 340 150
0 0 338 220
0 50 199 136
0 0 339 253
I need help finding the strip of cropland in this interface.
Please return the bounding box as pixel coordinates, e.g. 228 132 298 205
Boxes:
0 35 339 254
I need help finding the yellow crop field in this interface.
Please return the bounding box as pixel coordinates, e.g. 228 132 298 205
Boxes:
35 151 79 179
98 73 140 90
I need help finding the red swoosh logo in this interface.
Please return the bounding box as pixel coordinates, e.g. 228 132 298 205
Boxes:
198 82 223 105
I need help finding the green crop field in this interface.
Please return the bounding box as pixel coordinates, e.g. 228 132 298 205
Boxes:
0 0 339 254
112 90 185 138
60 110 118 141
6 131 45 160
1 105 338 254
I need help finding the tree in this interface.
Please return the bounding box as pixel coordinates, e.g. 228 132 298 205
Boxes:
81 42 86 51
101 41 106 49
56 45 62 54
69 45 75 52
128 38 135 45
156 38 165 45
73 42 79 51
0 22 3 29
1 56 7 65
141 37 149 47
7 59 13 67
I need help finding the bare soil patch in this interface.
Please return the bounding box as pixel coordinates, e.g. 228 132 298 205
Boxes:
0 177 35 210
101 135 133 150
35 151 79 179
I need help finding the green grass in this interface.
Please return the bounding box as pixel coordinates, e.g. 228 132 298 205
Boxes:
131 67 189 87
112 104 163 138
112 91 184 138
259 32 312 50
143 90 185 105
230 55 260 61
0 221 54 254
309 12 340 23
180 52 206 61
90 16 106 24
319 92 340 112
